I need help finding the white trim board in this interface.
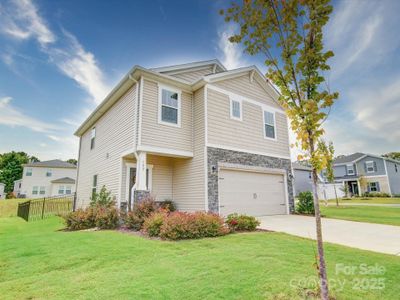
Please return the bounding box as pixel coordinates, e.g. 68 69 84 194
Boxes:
206 143 291 160
136 145 193 158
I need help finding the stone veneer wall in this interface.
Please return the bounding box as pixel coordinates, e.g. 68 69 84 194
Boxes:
207 147 294 213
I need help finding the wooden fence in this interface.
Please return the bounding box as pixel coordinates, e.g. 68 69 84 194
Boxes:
17 194 76 221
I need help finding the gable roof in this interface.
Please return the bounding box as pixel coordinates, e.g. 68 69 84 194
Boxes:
151 59 226 74
74 60 282 137
333 153 366 164
23 160 77 169
51 177 76 184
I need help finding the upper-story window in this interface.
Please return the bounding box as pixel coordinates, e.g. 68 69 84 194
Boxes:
90 127 96 150
230 99 242 121
26 168 32 176
346 164 354 175
263 110 276 140
365 161 375 173
159 86 181 127
395 164 398 173
46 169 52 177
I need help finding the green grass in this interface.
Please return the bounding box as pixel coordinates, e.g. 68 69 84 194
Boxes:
321 205 400 226
0 198 27 218
0 217 399 299
326 197 400 204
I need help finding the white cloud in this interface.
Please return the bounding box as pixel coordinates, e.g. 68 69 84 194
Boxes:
217 23 246 70
0 96 59 133
0 0 109 104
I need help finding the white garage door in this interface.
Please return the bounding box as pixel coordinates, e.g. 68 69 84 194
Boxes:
219 168 287 216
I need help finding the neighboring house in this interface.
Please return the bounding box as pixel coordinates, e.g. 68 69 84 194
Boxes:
0 183 5 199
292 162 313 196
17 160 77 199
75 59 294 216
325 152 400 196
13 179 22 197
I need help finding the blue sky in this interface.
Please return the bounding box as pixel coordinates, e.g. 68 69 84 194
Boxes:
0 0 399 161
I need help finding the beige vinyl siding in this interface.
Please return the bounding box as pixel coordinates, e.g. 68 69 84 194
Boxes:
207 88 290 158
148 155 173 201
140 79 193 153
363 176 391 194
76 85 137 207
169 66 214 83
213 75 281 109
172 87 205 211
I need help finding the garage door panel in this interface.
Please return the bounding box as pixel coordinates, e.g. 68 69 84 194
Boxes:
219 169 287 216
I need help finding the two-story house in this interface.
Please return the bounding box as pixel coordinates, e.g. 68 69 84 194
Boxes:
16 160 77 198
330 152 400 196
74 60 294 216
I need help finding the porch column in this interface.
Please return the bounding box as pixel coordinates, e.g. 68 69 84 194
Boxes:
135 151 147 190
357 180 362 196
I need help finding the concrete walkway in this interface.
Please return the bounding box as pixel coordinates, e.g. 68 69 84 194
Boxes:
258 215 400 256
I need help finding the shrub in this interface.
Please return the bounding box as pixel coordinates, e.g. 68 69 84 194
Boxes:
124 198 159 231
143 212 166 237
94 206 119 229
362 192 391 198
296 191 315 215
90 186 114 207
64 208 96 230
6 192 16 199
159 211 229 240
158 200 176 212
225 213 260 232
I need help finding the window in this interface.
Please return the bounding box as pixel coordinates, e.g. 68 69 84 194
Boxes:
346 164 354 175
90 127 96 150
368 182 379 192
263 110 276 139
92 175 98 199
46 169 52 177
366 161 374 173
32 186 38 195
230 99 242 120
26 168 32 176
159 87 180 126
39 186 45 195
58 185 65 195
65 186 72 195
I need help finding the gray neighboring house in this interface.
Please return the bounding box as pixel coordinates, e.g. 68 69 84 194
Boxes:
0 183 5 199
325 152 400 196
292 162 312 196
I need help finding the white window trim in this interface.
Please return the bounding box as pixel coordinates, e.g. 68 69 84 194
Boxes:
368 182 378 192
230 98 242 121
32 186 38 195
26 168 32 176
366 161 374 173
346 164 355 175
262 109 277 141
158 84 181 128
39 186 45 195
58 185 65 195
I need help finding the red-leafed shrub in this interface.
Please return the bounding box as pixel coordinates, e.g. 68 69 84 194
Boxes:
94 206 119 229
63 208 96 230
225 213 260 232
159 211 229 240
125 198 159 231
142 212 167 237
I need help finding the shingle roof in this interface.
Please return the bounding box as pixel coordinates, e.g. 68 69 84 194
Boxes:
292 162 312 171
51 177 76 184
24 159 77 169
333 153 365 164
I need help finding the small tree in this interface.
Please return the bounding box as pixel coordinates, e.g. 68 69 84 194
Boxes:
221 1 338 298
318 140 338 206
90 186 113 207
339 184 349 199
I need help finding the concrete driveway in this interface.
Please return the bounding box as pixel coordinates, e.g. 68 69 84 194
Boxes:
258 215 400 255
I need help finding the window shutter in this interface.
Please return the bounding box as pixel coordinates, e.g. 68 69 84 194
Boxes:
367 184 370 193
373 161 377 172
364 162 367 173
376 182 380 192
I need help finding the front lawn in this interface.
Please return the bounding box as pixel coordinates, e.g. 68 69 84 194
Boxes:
0 217 399 299
321 205 400 226
326 197 400 205
0 198 27 218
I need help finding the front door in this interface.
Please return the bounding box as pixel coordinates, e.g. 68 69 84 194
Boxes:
351 182 359 196
128 167 150 208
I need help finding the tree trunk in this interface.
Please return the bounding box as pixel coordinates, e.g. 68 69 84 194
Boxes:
309 140 329 300
334 185 339 207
